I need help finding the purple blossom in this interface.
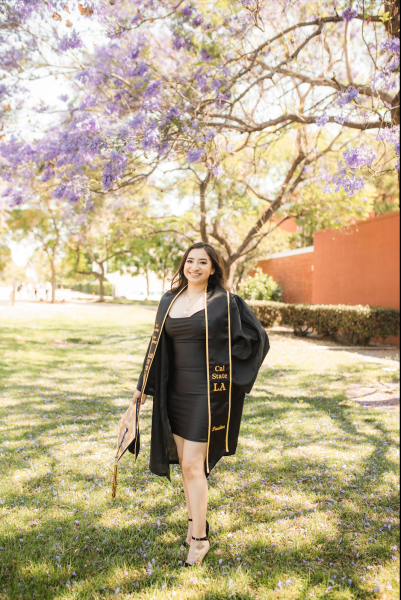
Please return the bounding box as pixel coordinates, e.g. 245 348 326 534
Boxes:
320 167 332 182
192 14 204 27
41 167 55 182
205 129 217 141
187 148 204 163
167 107 180 120
2 187 24 207
181 4 194 18
343 144 377 170
129 114 144 131
158 140 170 156
132 63 148 77
212 164 224 177
324 145 378 196
58 30 83 52
194 69 209 93
336 86 359 106
102 153 127 189
316 113 329 126
334 114 350 124
144 80 162 99
376 125 400 169
387 56 400 71
342 7 358 22
127 43 141 61
326 163 366 196
54 178 83 203
173 37 191 51
142 128 160 151
201 50 213 62
59 94 68 102
382 37 400 55
76 116 101 134
211 79 223 90
372 69 399 92
215 92 231 108
0 83 9 99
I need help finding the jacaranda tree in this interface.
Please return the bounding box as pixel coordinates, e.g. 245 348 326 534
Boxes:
0 0 399 286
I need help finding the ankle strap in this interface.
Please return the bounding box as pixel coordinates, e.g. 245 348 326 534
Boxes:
188 518 192 522
192 535 208 541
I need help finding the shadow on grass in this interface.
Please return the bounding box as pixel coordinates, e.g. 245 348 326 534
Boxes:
0 389 399 599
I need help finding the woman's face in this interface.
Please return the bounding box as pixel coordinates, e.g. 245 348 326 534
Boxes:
183 248 215 287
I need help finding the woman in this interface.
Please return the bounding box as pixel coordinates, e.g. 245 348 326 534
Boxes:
131 242 269 566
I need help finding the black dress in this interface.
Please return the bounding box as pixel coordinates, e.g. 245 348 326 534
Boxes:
164 309 208 443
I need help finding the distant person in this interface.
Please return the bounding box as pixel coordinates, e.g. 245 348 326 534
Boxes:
128 242 270 567
45 281 51 300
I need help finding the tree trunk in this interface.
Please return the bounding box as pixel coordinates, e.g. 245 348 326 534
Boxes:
199 173 211 242
223 254 249 292
98 263 105 301
225 264 237 292
98 276 104 302
50 258 56 303
145 268 150 300
384 0 400 37
221 256 239 292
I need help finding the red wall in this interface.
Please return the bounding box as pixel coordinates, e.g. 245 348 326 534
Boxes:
257 212 400 344
279 217 298 233
259 251 314 304
312 212 400 309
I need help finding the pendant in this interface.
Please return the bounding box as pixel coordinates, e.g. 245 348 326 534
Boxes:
183 310 189 315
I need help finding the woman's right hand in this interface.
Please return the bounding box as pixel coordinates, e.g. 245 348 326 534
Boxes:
132 389 147 405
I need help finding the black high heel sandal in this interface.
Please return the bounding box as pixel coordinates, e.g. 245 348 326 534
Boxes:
183 519 209 549
184 535 210 567
182 518 192 549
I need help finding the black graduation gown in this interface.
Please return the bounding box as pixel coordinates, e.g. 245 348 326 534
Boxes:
130 283 270 480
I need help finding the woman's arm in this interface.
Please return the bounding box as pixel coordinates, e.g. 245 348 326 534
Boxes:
133 338 154 405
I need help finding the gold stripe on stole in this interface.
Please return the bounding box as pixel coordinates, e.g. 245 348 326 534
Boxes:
226 291 232 452
134 286 187 458
204 287 211 473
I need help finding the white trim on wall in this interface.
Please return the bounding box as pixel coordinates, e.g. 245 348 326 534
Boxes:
266 246 314 260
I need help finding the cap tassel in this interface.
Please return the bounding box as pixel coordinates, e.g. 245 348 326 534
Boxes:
111 458 118 499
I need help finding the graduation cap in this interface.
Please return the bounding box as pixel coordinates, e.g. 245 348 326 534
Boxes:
111 399 140 499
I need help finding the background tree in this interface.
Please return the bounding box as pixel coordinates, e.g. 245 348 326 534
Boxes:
116 230 187 297
0 204 11 275
5 184 75 302
67 192 153 301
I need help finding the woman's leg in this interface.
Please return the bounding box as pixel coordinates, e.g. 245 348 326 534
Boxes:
180 439 209 564
173 434 193 544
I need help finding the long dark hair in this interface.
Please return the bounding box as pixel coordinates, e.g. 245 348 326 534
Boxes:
170 242 226 292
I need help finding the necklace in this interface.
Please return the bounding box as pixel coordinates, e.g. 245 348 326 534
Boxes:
182 287 205 315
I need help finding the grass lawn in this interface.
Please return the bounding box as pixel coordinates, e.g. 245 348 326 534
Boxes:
0 301 399 600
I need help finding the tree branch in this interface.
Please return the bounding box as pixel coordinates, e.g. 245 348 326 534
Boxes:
233 153 306 261
273 67 394 104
